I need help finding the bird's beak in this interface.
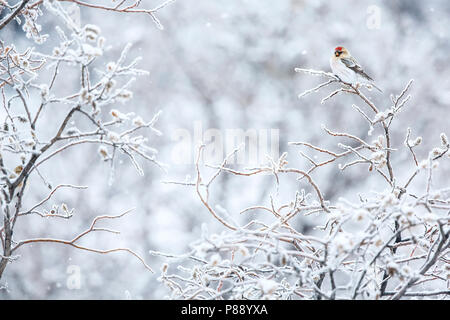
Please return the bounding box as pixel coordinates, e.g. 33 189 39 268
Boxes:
335 52 339 57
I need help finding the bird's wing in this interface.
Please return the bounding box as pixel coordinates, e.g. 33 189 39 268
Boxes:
340 57 373 81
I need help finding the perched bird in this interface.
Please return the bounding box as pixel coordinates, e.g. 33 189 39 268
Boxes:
330 46 382 92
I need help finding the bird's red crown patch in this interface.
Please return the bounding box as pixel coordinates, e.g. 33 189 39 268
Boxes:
335 46 343 51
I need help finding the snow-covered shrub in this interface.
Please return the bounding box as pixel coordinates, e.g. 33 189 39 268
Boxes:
158 71 449 300
0 0 172 280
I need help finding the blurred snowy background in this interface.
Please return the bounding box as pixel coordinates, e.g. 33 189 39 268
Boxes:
1 0 449 299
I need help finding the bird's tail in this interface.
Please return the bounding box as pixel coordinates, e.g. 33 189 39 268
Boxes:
372 83 383 93
367 81 383 93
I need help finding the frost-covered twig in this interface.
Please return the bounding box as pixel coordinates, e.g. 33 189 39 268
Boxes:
12 208 153 272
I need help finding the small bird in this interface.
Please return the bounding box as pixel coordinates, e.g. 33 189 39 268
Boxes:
330 46 382 92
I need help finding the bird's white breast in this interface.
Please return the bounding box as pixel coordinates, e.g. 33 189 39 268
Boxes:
330 57 357 84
